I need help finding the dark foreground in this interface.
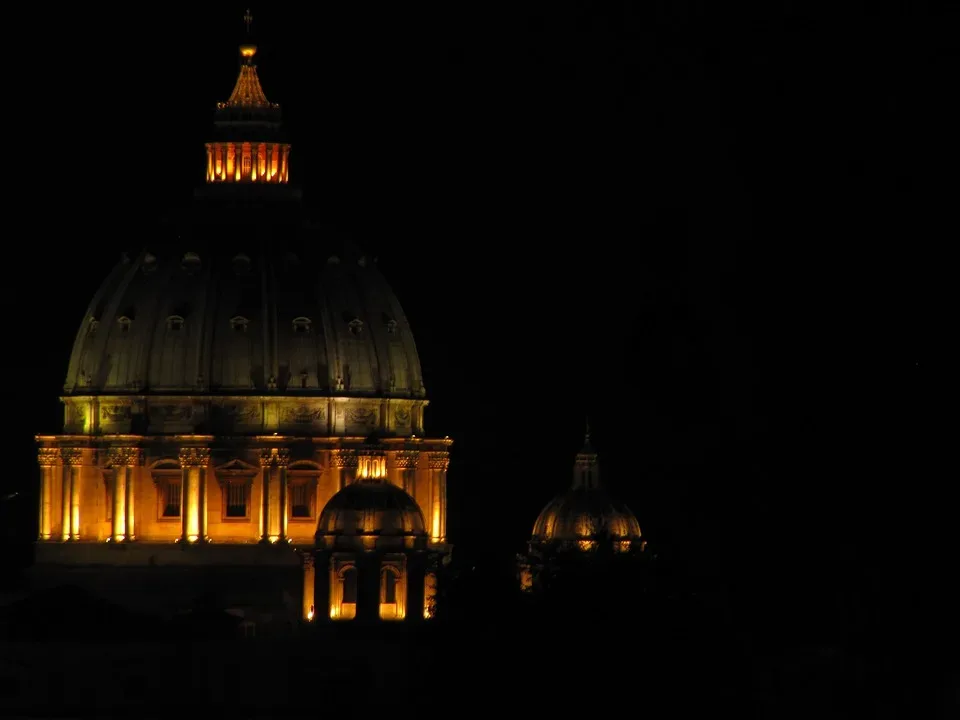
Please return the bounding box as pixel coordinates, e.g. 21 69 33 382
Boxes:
0 589 952 718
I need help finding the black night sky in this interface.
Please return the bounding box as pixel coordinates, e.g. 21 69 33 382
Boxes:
2 3 951 713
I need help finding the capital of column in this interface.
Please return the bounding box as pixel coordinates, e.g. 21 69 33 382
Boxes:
178 447 210 467
331 449 357 469
259 447 290 468
428 451 450 471
395 450 420 470
108 447 143 467
38 448 61 467
61 448 84 467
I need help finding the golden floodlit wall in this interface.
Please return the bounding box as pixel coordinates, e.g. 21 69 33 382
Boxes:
35 444 449 548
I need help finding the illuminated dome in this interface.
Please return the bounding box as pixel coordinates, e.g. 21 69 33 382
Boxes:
316 453 427 551
532 488 642 542
530 431 642 552
63 247 426 401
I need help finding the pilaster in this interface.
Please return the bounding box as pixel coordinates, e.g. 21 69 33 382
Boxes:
395 450 419 497
330 449 357 490
37 448 60 541
427 451 450 544
61 449 83 541
302 553 316 621
259 447 290 542
178 447 210 543
107 447 142 542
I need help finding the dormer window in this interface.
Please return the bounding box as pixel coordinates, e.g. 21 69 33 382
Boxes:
348 318 363 336
166 315 185 331
232 254 252 276
88 318 99 336
117 316 132 333
385 319 398 335
141 253 158 274
293 317 312 334
181 252 201 273
230 316 249 333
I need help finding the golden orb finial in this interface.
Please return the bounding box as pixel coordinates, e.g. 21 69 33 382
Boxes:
239 8 257 59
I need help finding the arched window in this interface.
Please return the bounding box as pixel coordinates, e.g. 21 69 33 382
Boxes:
181 252 201 273
382 568 397 604
342 567 358 604
293 317 311 334
379 566 404 620
117 316 132 334
166 315 185 332
333 565 358 621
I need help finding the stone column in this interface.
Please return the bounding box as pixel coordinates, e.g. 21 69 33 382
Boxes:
37 448 59 541
407 555 426 623
259 447 290 542
60 450 73 541
199 464 209 542
428 451 450 544
178 448 209 544
357 554 381 622
396 450 419 498
126 450 140 541
277 450 289 542
258 450 272 542
302 553 316 621
107 447 141 542
59 449 83 541
107 448 127 542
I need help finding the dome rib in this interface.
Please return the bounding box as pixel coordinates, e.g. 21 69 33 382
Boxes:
63 247 424 401
196 258 221 388
85 251 149 391
136 255 180 391
64 256 130 392
352 260 390 393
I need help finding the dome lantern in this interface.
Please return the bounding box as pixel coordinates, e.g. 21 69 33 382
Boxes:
206 9 290 186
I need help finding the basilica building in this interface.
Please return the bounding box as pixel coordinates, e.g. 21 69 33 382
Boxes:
34 15 450 627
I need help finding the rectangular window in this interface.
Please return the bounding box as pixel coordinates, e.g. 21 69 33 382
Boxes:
291 482 312 518
161 480 181 518
224 482 249 518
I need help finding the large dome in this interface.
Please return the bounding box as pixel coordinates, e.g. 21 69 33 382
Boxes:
64 247 425 398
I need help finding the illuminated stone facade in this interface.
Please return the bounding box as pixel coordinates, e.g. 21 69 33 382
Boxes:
518 428 645 592
34 15 451 628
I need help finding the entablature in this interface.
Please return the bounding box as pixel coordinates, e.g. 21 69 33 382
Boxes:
58 395 431 437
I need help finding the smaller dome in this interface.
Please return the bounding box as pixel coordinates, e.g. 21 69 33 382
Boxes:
529 426 643 553
532 487 641 544
316 480 426 551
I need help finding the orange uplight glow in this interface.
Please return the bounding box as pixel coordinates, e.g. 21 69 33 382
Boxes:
206 142 291 185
